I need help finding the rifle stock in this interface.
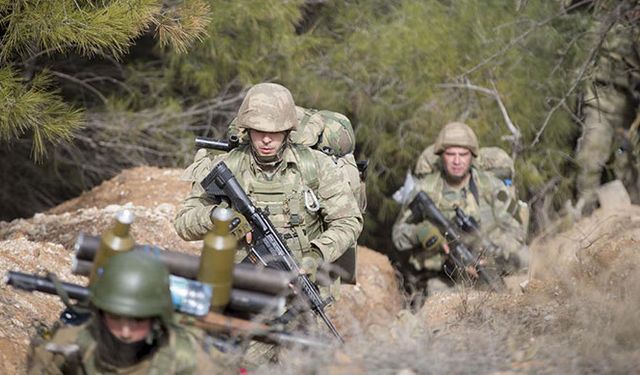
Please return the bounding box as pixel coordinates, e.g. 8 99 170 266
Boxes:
408 191 505 291
202 161 344 343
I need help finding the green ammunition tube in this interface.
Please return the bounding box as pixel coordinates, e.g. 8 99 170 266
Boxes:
198 208 237 311
89 210 135 284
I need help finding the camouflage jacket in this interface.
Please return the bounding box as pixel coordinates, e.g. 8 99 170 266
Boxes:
174 143 363 263
27 321 229 375
392 167 525 272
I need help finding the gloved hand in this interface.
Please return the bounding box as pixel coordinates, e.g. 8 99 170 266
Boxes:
414 222 444 253
300 247 323 282
209 206 251 241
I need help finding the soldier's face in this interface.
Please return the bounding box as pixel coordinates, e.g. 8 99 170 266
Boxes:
442 146 472 180
103 312 152 343
249 130 286 157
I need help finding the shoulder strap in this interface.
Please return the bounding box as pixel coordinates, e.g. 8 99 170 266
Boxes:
421 173 444 206
474 168 499 202
292 144 320 192
74 325 97 371
224 146 250 174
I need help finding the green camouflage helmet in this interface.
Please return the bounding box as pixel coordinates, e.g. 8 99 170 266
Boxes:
434 122 479 157
91 252 173 325
236 83 298 133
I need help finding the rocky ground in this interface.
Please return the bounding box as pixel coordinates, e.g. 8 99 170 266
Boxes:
1 166 639 374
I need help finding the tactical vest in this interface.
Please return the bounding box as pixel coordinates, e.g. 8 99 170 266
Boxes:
420 168 505 228
223 144 324 260
74 323 197 374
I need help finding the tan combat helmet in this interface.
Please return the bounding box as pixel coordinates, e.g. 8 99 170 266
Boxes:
236 83 298 133
433 121 479 157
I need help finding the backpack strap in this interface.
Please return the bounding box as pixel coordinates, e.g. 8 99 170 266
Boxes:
292 144 319 192
421 173 444 206
224 146 250 174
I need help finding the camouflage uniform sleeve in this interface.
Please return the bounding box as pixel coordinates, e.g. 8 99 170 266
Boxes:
27 326 84 375
28 344 65 375
391 182 435 252
173 152 226 241
309 151 363 263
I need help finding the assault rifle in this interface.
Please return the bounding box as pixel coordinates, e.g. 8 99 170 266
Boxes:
201 161 344 343
454 207 504 258
5 271 327 348
408 191 505 291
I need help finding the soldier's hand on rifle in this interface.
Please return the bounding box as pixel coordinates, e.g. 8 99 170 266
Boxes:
416 223 444 253
245 231 252 244
299 247 323 282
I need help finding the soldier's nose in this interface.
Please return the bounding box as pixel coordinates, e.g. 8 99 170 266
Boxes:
120 324 131 339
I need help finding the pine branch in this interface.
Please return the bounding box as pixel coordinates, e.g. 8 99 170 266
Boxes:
0 67 84 161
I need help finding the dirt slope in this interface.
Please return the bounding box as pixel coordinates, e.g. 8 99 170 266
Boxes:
0 166 401 374
1 166 639 374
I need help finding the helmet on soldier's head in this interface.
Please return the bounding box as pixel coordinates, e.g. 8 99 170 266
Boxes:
91 252 173 326
434 122 479 157
236 83 298 133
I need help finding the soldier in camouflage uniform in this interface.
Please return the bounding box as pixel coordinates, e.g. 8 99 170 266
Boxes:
28 252 230 374
575 5 640 212
173 83 363 365
392 122 526 307
174 82 362 279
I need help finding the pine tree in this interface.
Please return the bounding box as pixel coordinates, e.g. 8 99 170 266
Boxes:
0 0 211 219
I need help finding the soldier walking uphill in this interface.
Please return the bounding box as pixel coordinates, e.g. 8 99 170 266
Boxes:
28 252 229 374
173 83 363 363
574 6 640 212
174 82 362 285
392 122 527 309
